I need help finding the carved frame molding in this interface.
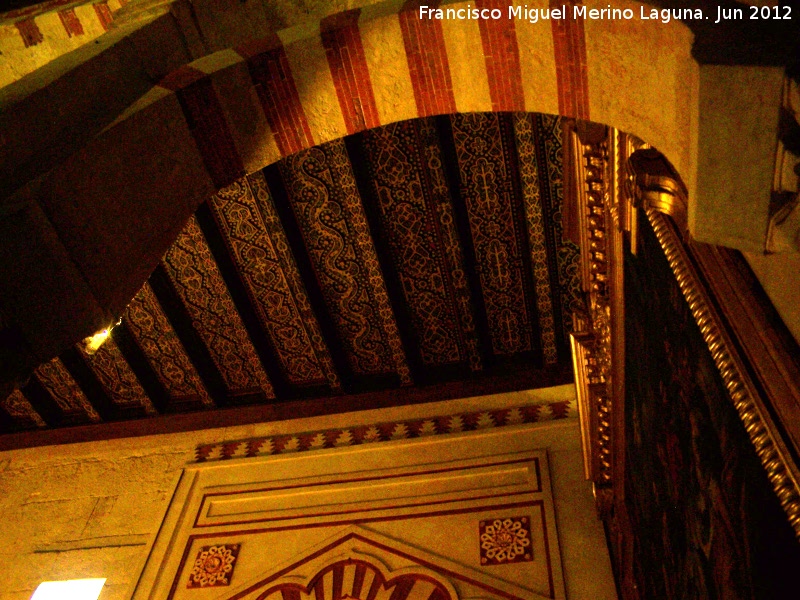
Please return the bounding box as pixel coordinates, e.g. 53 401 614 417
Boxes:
568 118 800 545
570 123 800 544
628 148 800 540
567 119 800 599
645 206 800 537
565 121 630 517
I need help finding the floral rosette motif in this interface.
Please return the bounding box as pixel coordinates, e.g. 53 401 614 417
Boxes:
188 544 241 588
479 517 532 564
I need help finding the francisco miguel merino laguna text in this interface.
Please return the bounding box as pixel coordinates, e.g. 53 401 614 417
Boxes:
418 5 705 24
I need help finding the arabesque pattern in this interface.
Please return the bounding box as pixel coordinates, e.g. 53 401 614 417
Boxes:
124 283 212 406
162 216 274 398
5 113 579 435
452 113 534 356
80 337 156 414
280 140 411 383
210 174 338 389
513 114 558 364
34 358 100 422
362 120 477 367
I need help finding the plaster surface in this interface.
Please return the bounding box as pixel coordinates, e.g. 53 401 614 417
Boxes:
0 385 615 600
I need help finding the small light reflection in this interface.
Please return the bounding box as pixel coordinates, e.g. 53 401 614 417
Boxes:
81 318 121 355
81 328 112 355
31 578 106 600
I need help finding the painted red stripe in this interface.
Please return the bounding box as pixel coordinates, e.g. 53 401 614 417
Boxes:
399 1 455 117
93 1 113 31
352 564 366 599
331 563 344 600
321 9 380 134
388 579 414 600
551 0 589 120
15 18 43 47
243 36 315 156
314 579 325 600
365 575 382 600
58 9 84 37
476 0 525 111
282 588 301 600
3 0 69 20
175 76 246 189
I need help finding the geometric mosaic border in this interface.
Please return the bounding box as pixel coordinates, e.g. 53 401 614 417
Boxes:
195 399 575 462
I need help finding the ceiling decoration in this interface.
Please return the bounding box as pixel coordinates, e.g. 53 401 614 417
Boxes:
31 357 99 424
160 214 276 401
0 112 580 437
277 139 412 385
209 176 340 391
360 118 481 371
123 282 213 409
452 113 541 358
79 337 157 417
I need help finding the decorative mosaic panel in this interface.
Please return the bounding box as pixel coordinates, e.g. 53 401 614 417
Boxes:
210 174 339 389
279 140 410 383
512 114 558 365
79 337 156 414
124 282 213 406
361 119 480 369
35 358 100 421
451 113 535 356
479 516 533 565
1 389 45 428
162 216 274 397
187 543 240 588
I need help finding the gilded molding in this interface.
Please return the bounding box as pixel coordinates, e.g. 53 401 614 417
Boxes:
569 123 615 495
646 207 800 539
626 148 688 233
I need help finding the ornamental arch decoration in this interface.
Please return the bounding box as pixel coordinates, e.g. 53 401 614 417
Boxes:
0 1 797 526
0 0 702 380
251 558 455 600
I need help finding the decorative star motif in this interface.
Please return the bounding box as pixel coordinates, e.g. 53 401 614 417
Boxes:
187 544 241 588
479 517 532 565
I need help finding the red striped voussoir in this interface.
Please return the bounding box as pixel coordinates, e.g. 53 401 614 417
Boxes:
148 2 590 190
157 64 246 190
154 39 317 184
194 399 576 462
476 0 525 112
321 9 381 134
399 1 456 117
550 0 590 120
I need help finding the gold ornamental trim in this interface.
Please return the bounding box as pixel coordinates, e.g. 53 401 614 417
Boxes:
646 207 800 539
567 121 616 501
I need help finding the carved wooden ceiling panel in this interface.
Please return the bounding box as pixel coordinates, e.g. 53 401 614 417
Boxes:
1 113 580 437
